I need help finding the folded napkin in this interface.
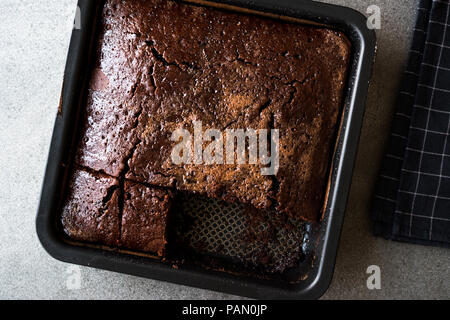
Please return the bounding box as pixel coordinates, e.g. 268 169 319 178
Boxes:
372 0 450 247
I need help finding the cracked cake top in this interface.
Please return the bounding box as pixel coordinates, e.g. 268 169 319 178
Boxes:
75 0 351 221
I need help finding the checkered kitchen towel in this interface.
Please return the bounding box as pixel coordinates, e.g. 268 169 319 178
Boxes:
372 0 450 247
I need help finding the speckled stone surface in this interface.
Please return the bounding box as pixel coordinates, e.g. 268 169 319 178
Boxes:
0 0 448 300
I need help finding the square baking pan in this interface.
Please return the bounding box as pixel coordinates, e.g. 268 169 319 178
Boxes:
36 0 376 299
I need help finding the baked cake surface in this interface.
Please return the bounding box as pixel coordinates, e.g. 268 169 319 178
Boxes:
74 0 350 222
121 181 173 256
61 169 172 255
61 169 120 247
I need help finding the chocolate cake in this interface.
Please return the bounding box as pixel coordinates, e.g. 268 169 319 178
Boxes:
72 0 350 222
63 0 351 266
61 169 120 247
125 61 277 209
121 181 173 256
61 169 172 255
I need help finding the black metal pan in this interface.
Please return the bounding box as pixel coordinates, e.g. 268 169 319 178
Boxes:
36 0 376 299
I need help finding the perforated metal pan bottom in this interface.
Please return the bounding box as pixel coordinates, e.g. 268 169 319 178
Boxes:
36 0 376 299
168 193 314 278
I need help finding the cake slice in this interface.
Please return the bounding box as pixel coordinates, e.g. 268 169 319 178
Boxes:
120 181 173 256
61 169 120 247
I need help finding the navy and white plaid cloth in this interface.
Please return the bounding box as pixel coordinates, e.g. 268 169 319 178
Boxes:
372 0 450 247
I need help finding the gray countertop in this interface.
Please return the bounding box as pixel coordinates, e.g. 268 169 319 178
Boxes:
0 0 448 300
